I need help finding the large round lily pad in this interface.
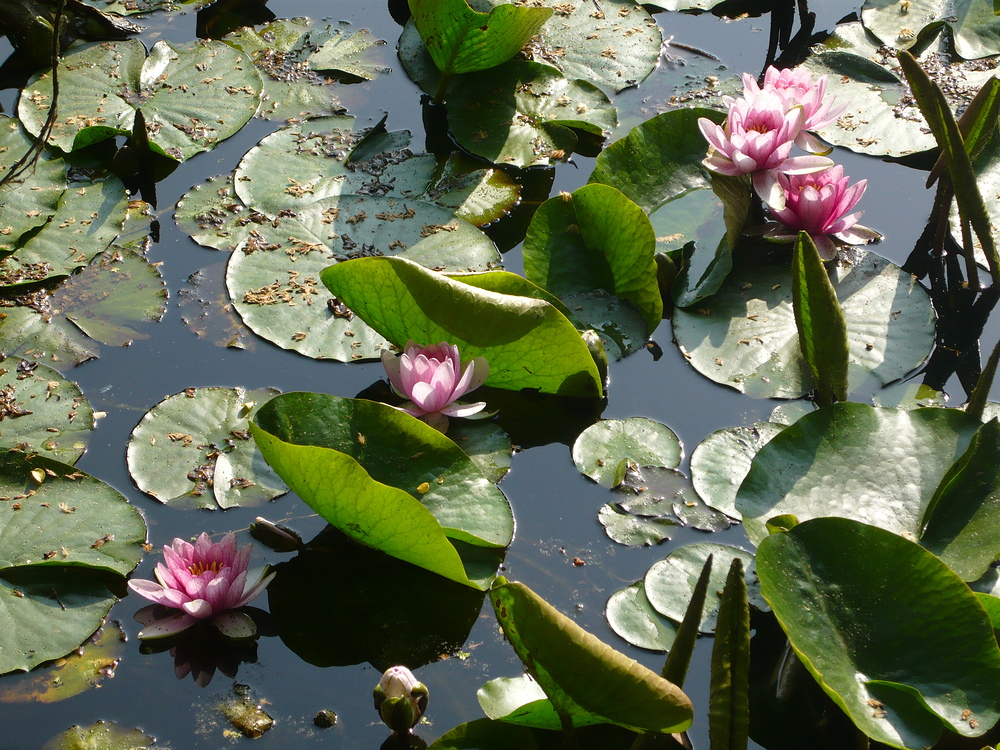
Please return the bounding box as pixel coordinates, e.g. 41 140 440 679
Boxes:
18 39 261 159
605 581 678 652
572 417 682 488
0 116 67 253
861 0 1000 60
672 250 935 399
127 386 288 510
0 306 98 372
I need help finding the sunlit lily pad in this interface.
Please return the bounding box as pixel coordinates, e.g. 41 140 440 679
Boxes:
605 581 678 652
322 257 604 397
174 174 260 252
644 543 766 633
478 674 607 730
51 247 167 346
446 60 617 168
861 0 1000 59
0 306 99 371
736 402 982 547
126 386 288 510
0 450 146 673
0 356 93 463
420 154 521 227
672 250 935 399
572 417 681 488
598 502 679 547
18 39 261 159
41 720 166 750
226 194 500 361
689 422 786 519
758 517 1000 748
0 116 67 252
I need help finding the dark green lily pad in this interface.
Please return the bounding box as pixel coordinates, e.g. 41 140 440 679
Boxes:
0 176 129 286
322 257 604 397
51 247 167 347
448 421 513 484
420 155 521 227
18 39 261 159
572 417 681 488
42 721 166 750
689 422 786 519
478 674 608 730
605 581 678 652
758 517 1000 748
523 183 661 332
252 394 512 589
561 290 649 360
0 116 67 253
735 403 982 547
446 60 617 168
126 386 288 510
0 356 93 463
490 579 693 733
226 194 500 362
222 19 384 121
0 306 99 371
0 451 146 673
861 0 1000 59
644 543 765 633
672 250 935 399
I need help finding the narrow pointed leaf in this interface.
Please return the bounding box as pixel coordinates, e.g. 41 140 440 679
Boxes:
661 555 712 688
708 558 750 750
967 332 1000 422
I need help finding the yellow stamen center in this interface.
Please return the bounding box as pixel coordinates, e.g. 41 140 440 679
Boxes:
189 561 224 576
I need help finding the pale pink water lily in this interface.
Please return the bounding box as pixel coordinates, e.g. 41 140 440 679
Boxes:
763 165 880 259
742 66 846 154
698 91 833 205
129 532 274 639
381 341 489 432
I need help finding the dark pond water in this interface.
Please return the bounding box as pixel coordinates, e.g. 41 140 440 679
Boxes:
0 0 989 747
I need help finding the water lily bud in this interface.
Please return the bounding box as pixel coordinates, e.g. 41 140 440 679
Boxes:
373 666 428 734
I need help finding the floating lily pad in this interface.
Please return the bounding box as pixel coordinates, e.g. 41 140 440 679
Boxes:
0 116 67 253
0 306 99 371
18 39 261 159
572 417 682 488
478 674 608 730
490 578 693 733
322 257 604 398
524 183 661 332
598 503 679 546
758 517 1000 748
226 194 500 362
448 421 513 484
561 290 649 360
643 543 766 633
126 386 288 510
606 581 678 652
672 250 935 399
252 394 512 589
0 356 93 463
178 262 255 350
446 60 617 168
873 381 949 409
420 154 521 227
689 422 786 519
78 0 213 13
861 0 1000 59
0 176 129 286
735 402 982 547
41 720 166 750
51 247 167 346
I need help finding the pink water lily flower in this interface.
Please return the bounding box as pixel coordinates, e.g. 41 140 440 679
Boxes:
742 66 846 154
764 165 879 259
129 532 274 639
698 91 833 204
381 341 489 433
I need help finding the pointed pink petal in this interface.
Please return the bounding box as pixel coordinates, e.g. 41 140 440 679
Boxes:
780 155 835 174
182 598 214 619
794 130 833 155
381 350 405 395
441 401 488 418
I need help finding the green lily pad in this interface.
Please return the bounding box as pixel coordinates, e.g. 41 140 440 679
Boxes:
689 422 786 519
735 402 982 547
605 581 678 652
672 250 935 399
50 247 167 346
174 174 261 252
0 306 99 371
872 381 949 409
226 194 500 362
234 116 438 216
0 116 67 252
523 183 661 332
490 578 693 733
758 517 1000 748
644 543 766 633
598 502 679 546
0 176 129 286
42 721 166 750
0 450 146 673
0 356 93 463
428 720 542 750
252 394 512 589
861 0 1000 59
478 674 608 730
572 417 681 488
445 59 617 168
448 421 513 484
18 39 261 159
560 290 648 360
322 257 604 397
419 154 521 227
126 386 288 510
222 19 383 121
